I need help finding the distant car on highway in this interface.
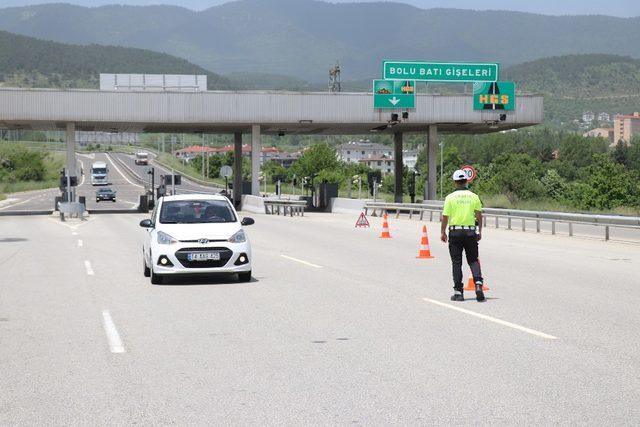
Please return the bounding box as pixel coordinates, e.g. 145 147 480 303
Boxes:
95 187 116 202
90 161 109 185
139 194 254 284
135 151 149 165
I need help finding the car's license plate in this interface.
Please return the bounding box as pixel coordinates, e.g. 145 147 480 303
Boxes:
188 252 220 261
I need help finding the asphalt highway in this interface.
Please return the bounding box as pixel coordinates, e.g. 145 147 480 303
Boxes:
1 211 639 424
111 152 223 196
0 152 144 212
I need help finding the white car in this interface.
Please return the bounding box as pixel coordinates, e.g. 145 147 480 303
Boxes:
140 194 254 284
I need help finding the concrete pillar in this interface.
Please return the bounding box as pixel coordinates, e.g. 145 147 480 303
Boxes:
393 132 403 203
427 125 438 201
65 123 76 202
251 125 261 196
233 132 243 207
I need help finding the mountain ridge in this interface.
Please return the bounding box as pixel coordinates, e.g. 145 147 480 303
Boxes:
1 1 640 80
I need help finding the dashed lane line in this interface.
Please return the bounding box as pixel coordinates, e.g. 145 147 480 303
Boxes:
84 260 95 276
77 239 83 247
422 298 558 340
280 254 323 269
101 310 125 354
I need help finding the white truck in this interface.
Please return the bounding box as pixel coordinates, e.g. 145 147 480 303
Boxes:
135 152 149 165
90 161 109 186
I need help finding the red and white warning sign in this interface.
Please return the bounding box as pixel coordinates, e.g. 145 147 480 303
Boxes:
355 212 370 228
460 165 477 183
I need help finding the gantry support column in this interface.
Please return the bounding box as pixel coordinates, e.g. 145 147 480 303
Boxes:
393 132 404 203
233 132 243 208
427 125 438 201
251 125 261 196
65 122 76 202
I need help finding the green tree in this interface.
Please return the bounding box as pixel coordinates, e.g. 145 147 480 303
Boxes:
290 143 340 179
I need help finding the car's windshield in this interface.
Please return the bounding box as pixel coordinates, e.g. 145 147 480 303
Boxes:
92 168 107 174
159 200 236 224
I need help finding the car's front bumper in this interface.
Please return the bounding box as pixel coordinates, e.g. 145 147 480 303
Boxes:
151 241 251 275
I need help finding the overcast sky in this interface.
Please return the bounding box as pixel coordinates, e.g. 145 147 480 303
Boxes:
2 0 639 17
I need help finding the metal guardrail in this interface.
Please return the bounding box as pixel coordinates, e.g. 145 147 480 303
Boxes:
364 202 640 241
264 199 307 217
150 155 224 190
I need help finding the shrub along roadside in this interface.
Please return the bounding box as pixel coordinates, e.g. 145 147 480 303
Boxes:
0 145 65 197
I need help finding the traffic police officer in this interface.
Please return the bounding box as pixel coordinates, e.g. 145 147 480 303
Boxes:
440 170 485 302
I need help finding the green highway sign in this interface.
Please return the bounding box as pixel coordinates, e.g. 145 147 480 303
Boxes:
383 61 499 83
473 81 516 111
373 79 416 109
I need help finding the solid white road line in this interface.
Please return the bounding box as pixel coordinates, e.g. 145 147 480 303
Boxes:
84 260 95 276
105 153 144 189
101 310 125 354
422 298 558 340
77 239 83 247
280 254 323 269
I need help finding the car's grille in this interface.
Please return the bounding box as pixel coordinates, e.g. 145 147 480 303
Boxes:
178 239 227 243
175 247 233 268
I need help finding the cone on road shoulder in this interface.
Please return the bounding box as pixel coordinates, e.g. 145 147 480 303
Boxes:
416 225 434 259
465 260 490 291
379 213 392 239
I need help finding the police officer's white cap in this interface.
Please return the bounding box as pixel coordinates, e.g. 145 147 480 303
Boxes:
452 170 467 181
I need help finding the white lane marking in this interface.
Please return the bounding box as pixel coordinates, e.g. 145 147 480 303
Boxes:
422 298 557 340
105 153 144 189
280 254 323 269
84 260 95 276
0 192 50 210
77 239 83 247
72 232 78 236
101 310 125 354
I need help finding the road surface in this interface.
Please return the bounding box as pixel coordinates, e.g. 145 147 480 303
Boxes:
1 211 639 424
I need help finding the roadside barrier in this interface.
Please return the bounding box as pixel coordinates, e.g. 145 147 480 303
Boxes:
364 201 640 242
416 225 434 259
379 213 392 239
264 199 306 217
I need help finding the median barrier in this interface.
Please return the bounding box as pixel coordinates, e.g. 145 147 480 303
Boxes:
264 199 307 217
329 197 368 214
241 195 265 214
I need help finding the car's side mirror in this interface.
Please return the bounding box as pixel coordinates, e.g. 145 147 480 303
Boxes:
139 219 153 228
241 217 255 226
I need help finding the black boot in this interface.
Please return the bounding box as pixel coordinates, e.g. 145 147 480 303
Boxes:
450 289 464 302
475 281 486 302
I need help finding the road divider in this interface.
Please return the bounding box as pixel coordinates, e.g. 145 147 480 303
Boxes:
416 225 434 259
379 213 392 239
422 298 557 340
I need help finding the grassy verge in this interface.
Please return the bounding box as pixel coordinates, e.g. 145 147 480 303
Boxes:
0 149 65 196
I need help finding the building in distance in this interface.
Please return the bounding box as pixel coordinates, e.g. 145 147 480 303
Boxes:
337 140 393 163
583 128 614 145
359 155 394 175
613 112 640 144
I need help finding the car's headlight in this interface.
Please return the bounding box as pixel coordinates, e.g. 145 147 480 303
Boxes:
157 231 178 245
228 229 246 243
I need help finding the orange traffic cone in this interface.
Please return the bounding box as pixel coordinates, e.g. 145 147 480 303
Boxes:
379 213 392 239
416 225 434 259
465 259 489 291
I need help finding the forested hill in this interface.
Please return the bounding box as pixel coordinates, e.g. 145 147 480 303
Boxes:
503 54 640 123
1 1 640 81
0 30 232 89
504 54 640 98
